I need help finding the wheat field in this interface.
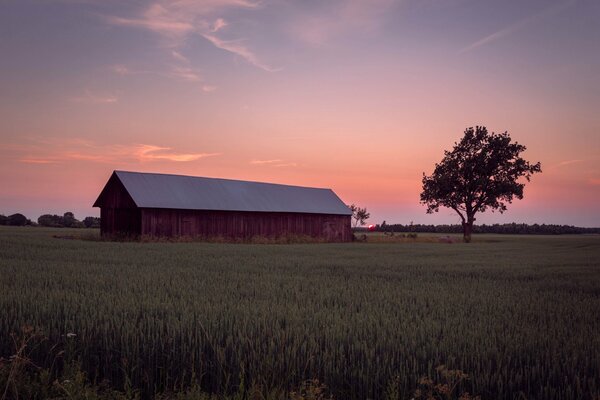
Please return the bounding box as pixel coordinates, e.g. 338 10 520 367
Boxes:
0 226 599 399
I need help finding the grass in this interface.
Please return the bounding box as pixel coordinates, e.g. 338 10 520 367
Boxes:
0 226 599 399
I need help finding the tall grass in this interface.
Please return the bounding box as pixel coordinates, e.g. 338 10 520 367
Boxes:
0 226 599 399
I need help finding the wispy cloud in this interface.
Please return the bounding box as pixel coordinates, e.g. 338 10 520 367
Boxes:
9 138 220 165
71 90 118 104
250 159 297 167
273 162 297 167
211 18 228 32
106 3 195 44
556 159 583 167
289 0 396 46
589 178 600 186
110 61 210 88
110 64 131 75
169 66 203 82
171 50 189 63
545 159 585 171
105 0 277 72
135 145 220 162
201 33 280 71
459 0 576 54
251 159 283 164
19 158 59 164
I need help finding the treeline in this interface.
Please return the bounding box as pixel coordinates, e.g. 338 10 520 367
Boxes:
373 222 600 235
0 212 100 228
37 212 100 228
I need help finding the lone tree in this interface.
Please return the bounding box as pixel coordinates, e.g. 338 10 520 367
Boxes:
349 204 370 228
420 126 541 243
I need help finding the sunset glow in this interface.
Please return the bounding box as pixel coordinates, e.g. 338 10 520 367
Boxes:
1 0 599 226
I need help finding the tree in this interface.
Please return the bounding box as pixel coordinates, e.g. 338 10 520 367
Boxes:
38 214 63 227
63 212 76 227
348 204 370 228
420 126 541 243
7 213 29 226
0 215 7 225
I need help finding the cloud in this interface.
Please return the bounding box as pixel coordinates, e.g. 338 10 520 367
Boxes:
202 85 217 92
211 18 228 32
201 33 279 72
106 4 195 44
105 0 276 71
289 0 396 46
274 162 297 167
556 159 583 167
9 138 220 165
171 50 189 62
169 66 203 82
109 64 156 76
251 159 282 164
250 159 297 167
71 90 118 104
545 159 585 171
19 158 59 164
111 61 205 84
459 0 575 54
111 64 131 75
135 145 220 162
590 178 600 186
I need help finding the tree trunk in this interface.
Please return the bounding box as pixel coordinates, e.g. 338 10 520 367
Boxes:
462 216 475 243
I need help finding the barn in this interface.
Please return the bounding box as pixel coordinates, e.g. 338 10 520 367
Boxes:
93 171 353 241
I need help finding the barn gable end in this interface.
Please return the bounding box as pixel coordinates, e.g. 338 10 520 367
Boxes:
93 172 141 236
93 172 137 209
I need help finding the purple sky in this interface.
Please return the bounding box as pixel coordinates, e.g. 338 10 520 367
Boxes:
1 0 599 226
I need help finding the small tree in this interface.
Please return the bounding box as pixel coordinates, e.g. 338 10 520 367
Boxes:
420 126 541 243
63 212 76 228
38 214 62 227
348 204 370 228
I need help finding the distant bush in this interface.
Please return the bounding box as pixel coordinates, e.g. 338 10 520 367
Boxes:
83 216 101 228
0 214 7 225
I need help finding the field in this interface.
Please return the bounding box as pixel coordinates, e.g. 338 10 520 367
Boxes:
0 226 599 399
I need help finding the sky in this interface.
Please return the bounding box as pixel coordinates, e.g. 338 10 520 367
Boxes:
1 0 599 226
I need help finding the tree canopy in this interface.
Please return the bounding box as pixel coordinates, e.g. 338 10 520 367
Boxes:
420 126 541 242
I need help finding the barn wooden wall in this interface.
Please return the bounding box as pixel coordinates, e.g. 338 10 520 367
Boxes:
100 208 141 236
140 208 352 242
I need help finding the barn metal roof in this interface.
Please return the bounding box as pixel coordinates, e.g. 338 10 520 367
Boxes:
106 171 352 215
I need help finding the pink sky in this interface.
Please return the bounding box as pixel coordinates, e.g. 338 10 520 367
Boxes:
1 0 599 226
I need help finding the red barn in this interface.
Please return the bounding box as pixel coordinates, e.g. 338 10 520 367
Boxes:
93 171 352 242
